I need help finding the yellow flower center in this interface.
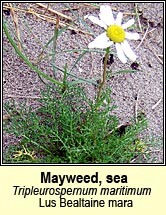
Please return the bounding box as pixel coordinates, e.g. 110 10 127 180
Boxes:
106 25 125 43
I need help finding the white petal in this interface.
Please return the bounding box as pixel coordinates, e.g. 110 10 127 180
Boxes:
84 14 89 19
115 43 127 64
99 5 115 26
121 40 137 62
87 15 107 28
88 32 113 49
125 32 140 40
115 12 123 26
122 18 135 29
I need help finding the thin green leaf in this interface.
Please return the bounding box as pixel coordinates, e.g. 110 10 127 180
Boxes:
51 64 66 73
62 3 96 36
70 50 88 73
22 135 52 154
52 23 59 77
68 78 99 86
51 63 98 85
44 20 77 49
3 19 63 87
58 48 109 54
63 63 68 86
58 20 77 36
114 69 142 75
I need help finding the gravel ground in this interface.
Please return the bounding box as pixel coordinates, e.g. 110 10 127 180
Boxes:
3 2 164 163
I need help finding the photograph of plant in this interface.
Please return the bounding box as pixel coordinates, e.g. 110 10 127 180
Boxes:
3 2 163 163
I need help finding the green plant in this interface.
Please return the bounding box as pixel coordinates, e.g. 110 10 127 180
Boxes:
4 85 147 163
3 3 152 163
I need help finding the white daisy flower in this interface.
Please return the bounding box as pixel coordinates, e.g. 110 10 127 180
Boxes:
87 5 140 63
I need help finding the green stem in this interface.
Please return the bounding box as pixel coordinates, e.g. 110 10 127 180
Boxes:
96 47 110 105
62 64 68 93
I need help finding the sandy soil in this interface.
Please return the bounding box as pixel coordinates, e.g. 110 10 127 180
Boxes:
3 2 164 163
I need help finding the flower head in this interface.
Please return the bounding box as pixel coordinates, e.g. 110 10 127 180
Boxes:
87 5 140 63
